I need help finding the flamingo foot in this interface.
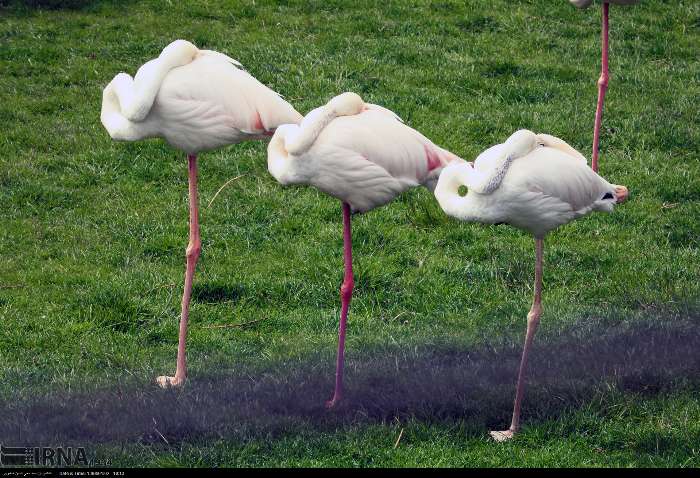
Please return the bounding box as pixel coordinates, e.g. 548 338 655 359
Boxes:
489 429 515 442
325 394 342 409
614 185 629 203
156 375 185 388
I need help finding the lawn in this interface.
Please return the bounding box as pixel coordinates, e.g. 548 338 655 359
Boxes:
1 0 699 468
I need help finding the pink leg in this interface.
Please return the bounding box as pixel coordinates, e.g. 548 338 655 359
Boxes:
157 154 202 388
591 2 609 173
326 202 354 408
490 238 544 441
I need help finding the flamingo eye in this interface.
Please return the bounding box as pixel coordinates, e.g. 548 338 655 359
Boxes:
458 185 468 197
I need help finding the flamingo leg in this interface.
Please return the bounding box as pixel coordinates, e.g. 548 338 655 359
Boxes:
591 1 610 173
157 154 201 388
326 202 354 408
490 238 544 442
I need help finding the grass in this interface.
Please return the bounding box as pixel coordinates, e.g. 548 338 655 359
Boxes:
0 0 699 468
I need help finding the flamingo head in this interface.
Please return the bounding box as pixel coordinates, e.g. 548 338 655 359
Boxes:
504 129 540 160
159 39 199 64
327 92 365 117
267 124 307 186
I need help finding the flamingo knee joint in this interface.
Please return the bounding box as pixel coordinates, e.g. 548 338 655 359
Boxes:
527 306 542 324
340 280 354 300
186 242 202 260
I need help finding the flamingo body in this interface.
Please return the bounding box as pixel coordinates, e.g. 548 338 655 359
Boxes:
268 92 462 405
101 39 303 153
435 129 628 441
268 93 461 213
100 39 302 389
442 134 622 238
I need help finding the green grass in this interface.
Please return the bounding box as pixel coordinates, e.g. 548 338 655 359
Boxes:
1 0 699 468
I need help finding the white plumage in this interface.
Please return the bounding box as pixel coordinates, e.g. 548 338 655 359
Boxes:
435 129 626 238
101 39 303 153
267 92 463 407
268 92 462 213
434 129 628 441
100 39 302 389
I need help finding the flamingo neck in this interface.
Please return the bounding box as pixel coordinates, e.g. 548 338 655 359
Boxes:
122 41 198 122
466 129 540 195
283 105 337 156
468 152 515 195
283 92 365 156
267 124 303 185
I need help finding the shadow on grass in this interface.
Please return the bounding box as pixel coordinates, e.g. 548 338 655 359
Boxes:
1 0 137 10
192 282 245 304
1 314 699 446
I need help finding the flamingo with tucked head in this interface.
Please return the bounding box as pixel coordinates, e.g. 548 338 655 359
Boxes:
435 129 628 441
101 39 303 388
267 92 462 407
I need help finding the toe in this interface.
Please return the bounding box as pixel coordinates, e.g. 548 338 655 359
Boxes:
489 430 515 442
156 375 184 388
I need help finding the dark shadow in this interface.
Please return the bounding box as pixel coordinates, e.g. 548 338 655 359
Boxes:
192 282 244 304
1 315 699 446
0 0 138 11
1 0 91 9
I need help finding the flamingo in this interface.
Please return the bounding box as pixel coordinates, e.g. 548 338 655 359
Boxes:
434 129 628 441
267 92 463 407
100 39 303 388
569 0 640 172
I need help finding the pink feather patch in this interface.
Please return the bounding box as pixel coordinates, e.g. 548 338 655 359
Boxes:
424 145 442 172
253 110 266 133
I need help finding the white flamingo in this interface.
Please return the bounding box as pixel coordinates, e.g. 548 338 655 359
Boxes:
569 0 640 172
267 92 463 407
100 39 303 388
434 129 628 441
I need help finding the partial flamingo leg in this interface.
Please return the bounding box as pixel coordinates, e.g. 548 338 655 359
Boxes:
157 154 202 388
326 202 354 408
490 238 544 441
591 1 609 173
